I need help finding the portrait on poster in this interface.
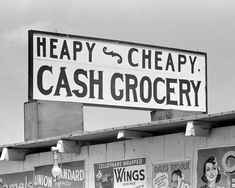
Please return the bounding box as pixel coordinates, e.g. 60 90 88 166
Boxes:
197 146 235 188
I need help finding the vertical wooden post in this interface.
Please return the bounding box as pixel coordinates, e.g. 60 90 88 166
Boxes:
24 100 84 141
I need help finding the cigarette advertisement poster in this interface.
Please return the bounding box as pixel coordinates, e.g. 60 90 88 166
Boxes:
152 159 191 188
0 171 33 188
34 161 85 188
94 158 146 188
197 146 235 188
29 30 207 112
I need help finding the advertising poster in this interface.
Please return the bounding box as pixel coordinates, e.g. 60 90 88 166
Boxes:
152 159 191 188
0 171 33 188
94 158 146 188
34 161 85 188
197 146 235 188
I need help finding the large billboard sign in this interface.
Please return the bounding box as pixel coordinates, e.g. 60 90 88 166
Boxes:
29 30 207 112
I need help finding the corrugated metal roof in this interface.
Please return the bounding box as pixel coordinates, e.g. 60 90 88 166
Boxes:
1 110 235 153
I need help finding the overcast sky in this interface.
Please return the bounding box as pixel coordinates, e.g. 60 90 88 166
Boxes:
0 0 235 145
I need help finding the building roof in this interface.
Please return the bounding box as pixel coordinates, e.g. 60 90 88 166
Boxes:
1 110 235 153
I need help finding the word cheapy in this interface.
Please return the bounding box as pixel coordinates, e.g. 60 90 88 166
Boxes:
35 36 199 74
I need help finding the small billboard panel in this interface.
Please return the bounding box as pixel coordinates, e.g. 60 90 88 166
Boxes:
0 171 33 188
152 159 192 188
34 161 85 188
29 30 207 112
94 158 147 188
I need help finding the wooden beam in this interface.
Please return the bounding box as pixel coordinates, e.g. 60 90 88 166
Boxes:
185 121 212 136
117 130 152 140
56 140 81 154
0 148 29 161
151 109 203 121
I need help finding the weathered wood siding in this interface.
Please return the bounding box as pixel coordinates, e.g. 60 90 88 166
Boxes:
0 125 235 187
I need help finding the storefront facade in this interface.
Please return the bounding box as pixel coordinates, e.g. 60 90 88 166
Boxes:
1 30 233 188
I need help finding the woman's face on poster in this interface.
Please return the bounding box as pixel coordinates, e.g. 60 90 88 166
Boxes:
205 162 218 183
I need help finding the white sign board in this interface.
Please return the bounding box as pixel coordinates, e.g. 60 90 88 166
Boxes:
28 30 207 112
